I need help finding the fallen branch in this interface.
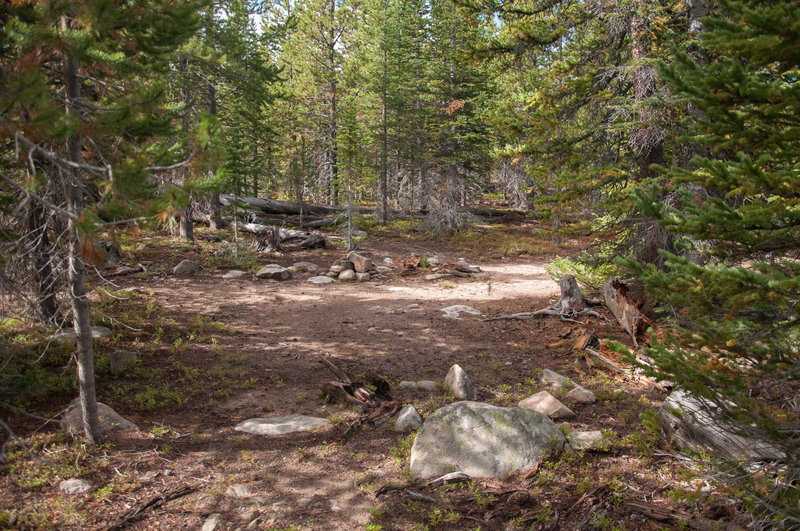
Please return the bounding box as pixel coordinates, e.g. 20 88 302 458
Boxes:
318 357 352 385
624 501 728 530
108 485 196 529
585 348 628 374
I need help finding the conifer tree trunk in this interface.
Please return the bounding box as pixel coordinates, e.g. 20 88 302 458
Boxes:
62 17 104 445
179 54 195 241
327 0 339 205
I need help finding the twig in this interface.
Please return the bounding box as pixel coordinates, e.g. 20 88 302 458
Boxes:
108 485 196 529
318 356 352 385
0 418 69 473
0 171 77 220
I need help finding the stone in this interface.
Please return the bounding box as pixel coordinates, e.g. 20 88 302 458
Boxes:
308 276 335 285
540 369 573 391
399 380 438 391
356 272 371 282
234 415 330 436
564 386 596 404
91 326 112 339
660 389 785 460
518 391 576 419
376 266 392 274
347 251 373 273
428 257 440 266
340 260 355 271
290 262 319 273
445 364 477 401
223 270 248 279
203 513 223 531
110 350 137 376
441 305 481 319
173 259 201 276
255 264 292 280
338 269 356 281
425 274 445 281
409 401 567 479
330 265 343 274
394 405 423 432
383 257 394 265
454 258 481 274
59 478 93 494
226 484 253 498
326 271 338 278
568 430 612 451
62 402 137 432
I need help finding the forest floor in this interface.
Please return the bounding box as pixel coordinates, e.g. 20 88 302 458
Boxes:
1 219 745 530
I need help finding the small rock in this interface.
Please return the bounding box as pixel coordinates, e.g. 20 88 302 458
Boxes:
226 484 253 498
416 380 437 391
441 305 481 319
59 478 92 494
296 497 312 507
330 265 343 274
395 405 423 432
445 364 477 401
246 518 262 529
428 257 440 266
568 430 612 451
203 513 223 531
340 260 355 271
235 415 330 435
255 264 292 281
541 369 573 391
91 326 113 339
356 272 371 282
454 258 481 273
347 251 373 273
425 274 445 281
407 304 421 309
338 270 356 281
326 271 338 278
290 262 319 273
383 257 394 265
141 470 158 481
518 391 575 419
308 276 335 285
110 350 137 376
173 259 201 276
564 386 596 404
223 270 248 279
376 266 392 274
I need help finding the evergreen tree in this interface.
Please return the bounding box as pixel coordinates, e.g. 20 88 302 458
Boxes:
0 0 203 443
628 1 800 523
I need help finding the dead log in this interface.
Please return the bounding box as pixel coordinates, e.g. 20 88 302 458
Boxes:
585 347 628 375
602 277 652 347
624 501 734 530
220 194 372 217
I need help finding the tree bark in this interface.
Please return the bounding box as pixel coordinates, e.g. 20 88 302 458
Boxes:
63 16 103 444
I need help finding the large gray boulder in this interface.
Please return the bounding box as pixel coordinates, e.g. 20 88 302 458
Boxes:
660 389 785 460
255 264 292 281
62 402 137 432
445 364 476 401
410 401 567 479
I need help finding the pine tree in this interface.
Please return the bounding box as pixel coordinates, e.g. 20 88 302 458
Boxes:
627 1 800 523
0 0 203 443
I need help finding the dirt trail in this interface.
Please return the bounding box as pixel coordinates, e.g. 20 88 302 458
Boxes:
110 250 629 530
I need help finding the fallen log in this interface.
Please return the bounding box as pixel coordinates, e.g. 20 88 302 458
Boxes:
109 485 196 529
220 194 372 217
